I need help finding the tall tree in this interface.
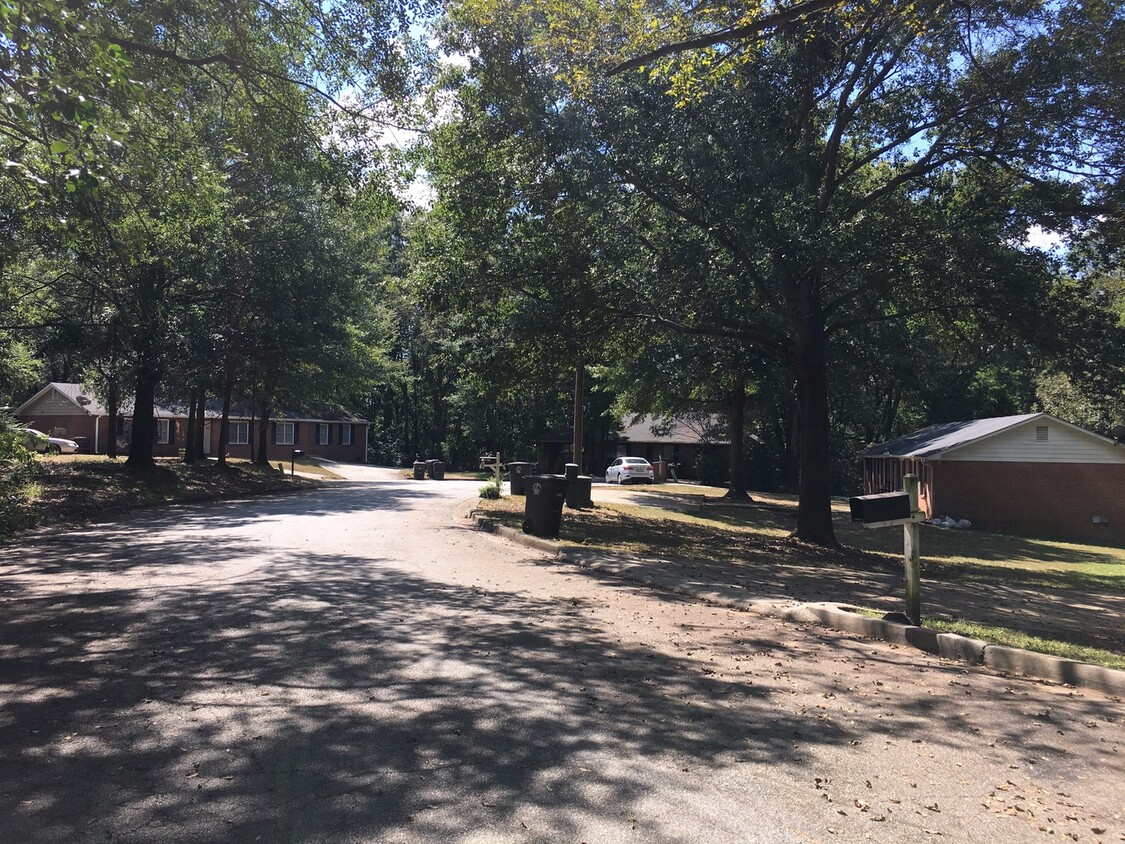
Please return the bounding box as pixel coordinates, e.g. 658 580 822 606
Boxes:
451 0 1125 545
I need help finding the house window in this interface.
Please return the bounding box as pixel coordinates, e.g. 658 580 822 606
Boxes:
229 421 249 445
276 421 295 445
156 419 171 444
340 424 353 446
1036 425 1049 442
317 423 330 445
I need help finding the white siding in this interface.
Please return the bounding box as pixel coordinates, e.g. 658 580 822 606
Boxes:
24 389 81 417
944 419 1125 464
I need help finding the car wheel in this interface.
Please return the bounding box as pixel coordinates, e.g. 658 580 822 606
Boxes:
47 444 61 455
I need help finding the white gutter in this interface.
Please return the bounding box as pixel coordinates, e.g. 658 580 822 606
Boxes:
364 423 369 464
94 416 100 454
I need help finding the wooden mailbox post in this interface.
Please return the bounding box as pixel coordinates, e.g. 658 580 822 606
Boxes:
849 474 925 625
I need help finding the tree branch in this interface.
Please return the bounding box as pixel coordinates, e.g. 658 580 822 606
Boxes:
608 0 845 75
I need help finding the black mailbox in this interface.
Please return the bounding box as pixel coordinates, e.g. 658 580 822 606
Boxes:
849 492 911 524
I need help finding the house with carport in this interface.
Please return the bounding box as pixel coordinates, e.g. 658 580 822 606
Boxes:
863 413 1125 544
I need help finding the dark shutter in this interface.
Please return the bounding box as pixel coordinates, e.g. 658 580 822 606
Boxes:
271 422 277 445
169 420 176 445
326 423 332 445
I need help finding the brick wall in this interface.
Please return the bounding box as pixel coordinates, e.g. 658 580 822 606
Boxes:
931 460 1125 545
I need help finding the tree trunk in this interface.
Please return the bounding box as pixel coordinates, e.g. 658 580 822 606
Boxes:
725 373 751 500
106 382 119 460
193 387 205 459
184 389 198 463
255 405 270 466
572 364 585 473
793 314 837 545
217 364 235 467
125 367 159 469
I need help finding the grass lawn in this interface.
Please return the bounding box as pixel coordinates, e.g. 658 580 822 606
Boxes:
476 485 1125 669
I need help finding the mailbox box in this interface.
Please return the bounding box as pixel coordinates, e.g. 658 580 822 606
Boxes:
849 492 912 525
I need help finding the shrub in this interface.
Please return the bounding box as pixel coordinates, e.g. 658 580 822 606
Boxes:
479 479 502 500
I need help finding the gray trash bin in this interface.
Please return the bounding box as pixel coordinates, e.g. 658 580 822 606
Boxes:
522 474 567 538
413 461 426 480
430 460 445 480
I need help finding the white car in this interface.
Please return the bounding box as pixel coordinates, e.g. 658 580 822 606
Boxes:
605 456 655 484
21 428 80 454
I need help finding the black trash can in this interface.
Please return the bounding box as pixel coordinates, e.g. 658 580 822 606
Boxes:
522 474 567 538
507 461 534 495
430 460 445 480
565 475 593 509
413 461 426 480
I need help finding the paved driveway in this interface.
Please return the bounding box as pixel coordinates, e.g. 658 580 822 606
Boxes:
0 471 1121 843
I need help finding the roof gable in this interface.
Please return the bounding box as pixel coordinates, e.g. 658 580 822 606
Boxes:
16 383 105 417
865 413 1122 460
865 414 1043 458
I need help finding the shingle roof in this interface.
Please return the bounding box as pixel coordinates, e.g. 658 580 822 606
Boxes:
24 383 366 424
863 414 1043 458
615 414 731 445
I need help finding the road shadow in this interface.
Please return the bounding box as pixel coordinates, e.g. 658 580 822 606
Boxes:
1 496 1121 843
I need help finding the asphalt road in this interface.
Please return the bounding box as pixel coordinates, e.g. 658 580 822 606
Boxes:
0 466 1121 844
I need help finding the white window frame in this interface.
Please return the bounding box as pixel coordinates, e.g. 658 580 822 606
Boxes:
229 421 249 446
156 419 171 444
340 424 353 446
276 421 295 446
317 423 330 445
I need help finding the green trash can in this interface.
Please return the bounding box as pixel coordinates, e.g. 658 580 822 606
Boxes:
522 474 567 538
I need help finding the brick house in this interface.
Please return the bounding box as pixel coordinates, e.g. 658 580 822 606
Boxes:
863 413 1125 544
14 382 368 463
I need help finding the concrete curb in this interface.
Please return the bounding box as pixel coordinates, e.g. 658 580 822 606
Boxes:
468 512 1125 698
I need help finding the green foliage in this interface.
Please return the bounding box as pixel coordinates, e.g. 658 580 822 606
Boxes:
0 413 36 537
479 478 502 499
692 449 729 489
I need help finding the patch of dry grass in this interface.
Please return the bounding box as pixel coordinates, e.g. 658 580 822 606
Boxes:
2 457 321 540
478 488 1125 593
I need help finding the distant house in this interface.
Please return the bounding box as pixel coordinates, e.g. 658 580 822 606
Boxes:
610 414 729 473
14 382 368 463
863 413 1125 544
536 413 729 478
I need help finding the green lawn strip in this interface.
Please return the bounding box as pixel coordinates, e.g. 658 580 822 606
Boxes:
848 607 1125 671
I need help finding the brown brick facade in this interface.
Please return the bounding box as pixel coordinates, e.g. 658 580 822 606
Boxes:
931 461 1125 545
